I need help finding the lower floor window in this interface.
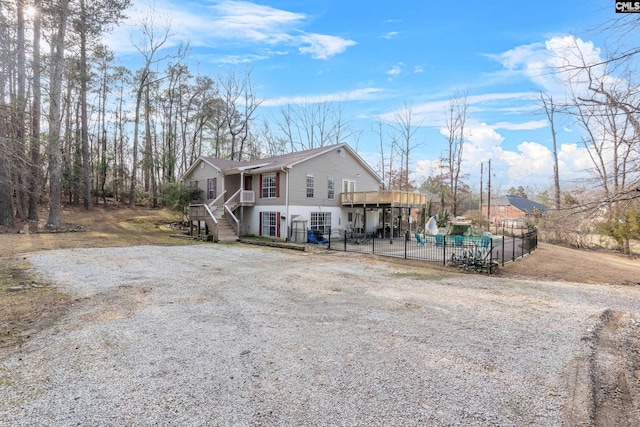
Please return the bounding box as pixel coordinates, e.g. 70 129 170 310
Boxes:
310 212 331 234
262 211 278 237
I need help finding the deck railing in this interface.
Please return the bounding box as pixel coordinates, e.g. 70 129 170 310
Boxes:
226 188 255 209
340 190 428 207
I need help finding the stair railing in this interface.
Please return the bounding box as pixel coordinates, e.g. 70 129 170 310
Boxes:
204 203 219 241
224 204 240 236
208 190 227 209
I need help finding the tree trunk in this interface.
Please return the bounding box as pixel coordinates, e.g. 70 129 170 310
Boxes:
28 0 42 221
79 0 92 209
46 0 69 228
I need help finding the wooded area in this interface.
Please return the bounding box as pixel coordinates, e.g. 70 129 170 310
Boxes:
0 0 270 227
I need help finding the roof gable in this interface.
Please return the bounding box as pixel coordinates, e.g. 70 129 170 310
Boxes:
183 144 382 183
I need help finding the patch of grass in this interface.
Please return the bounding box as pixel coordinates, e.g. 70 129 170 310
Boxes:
0 257 71 352
242 235 279 243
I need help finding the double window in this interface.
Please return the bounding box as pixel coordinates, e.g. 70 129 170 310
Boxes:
342 179 355 193
311 212 331 234
262 172 277 198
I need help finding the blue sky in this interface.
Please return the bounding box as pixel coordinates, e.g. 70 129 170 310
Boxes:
107 0 624 193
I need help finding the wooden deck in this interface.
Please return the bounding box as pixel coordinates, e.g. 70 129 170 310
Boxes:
340 190 428 208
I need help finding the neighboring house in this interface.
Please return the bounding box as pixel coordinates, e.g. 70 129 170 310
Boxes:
182 144 387 241
483 195 549 227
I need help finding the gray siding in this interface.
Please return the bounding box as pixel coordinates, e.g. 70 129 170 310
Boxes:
254 171 285 206
287 148 379 206
182 160 222 201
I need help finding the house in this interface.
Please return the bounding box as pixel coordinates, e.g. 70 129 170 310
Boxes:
483 195 549 228
182 143 431 242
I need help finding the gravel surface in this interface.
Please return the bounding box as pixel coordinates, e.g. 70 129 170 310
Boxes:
1 244 639 426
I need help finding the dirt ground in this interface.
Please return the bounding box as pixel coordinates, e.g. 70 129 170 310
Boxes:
1 205 639 426
499 241 640 286
3 204 639 284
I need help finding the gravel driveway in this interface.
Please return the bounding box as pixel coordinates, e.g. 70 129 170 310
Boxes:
1 244 639 426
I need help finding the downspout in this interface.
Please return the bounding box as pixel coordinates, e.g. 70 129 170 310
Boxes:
282 166 290 241
240 171 244 237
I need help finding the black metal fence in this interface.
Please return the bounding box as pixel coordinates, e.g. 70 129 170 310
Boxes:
327 229 538 274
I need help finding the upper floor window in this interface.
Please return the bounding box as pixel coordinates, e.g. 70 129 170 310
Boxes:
262 172 277 198
207 178 216 200
327 177 335 199
343 179 355 193
307 174 315 198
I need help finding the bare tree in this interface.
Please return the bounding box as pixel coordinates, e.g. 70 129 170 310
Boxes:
372 120 387 188
557 37 640 252
539 92 562 209
276 98 351 152
46 0 70 227
444 92 468 216
129 9 172 208
219 68 261 160
391 102 423 190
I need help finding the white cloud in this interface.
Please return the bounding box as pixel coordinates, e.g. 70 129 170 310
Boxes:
493 120 547 131
105 0 355 60
414 159 441 181
386 64 402 76
377 91 539 126
487 35 606 97
501 141 552 179
381 31 399 39
413 65 424 74
262 87 384 107
297 33 357 60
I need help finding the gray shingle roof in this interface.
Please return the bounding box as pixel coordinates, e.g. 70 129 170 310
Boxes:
506 195 549 214
202 144 343 174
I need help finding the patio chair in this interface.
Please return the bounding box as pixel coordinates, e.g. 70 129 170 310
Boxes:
453 235 464 248
435 234 444 247
414 232 426 246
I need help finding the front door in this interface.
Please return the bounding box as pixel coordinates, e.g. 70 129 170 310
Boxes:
244 175 253 191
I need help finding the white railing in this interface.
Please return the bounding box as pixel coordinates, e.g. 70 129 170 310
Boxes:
226 188 255 209
224 204 240 236
208 190 227 208
240 190 255 204
204 203 218 225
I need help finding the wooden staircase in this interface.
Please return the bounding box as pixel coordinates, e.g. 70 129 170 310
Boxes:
188 204 239 243
216 216 239 243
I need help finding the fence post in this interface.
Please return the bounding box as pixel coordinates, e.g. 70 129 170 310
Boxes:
442 235 446 266
404 231 408 259
512 233 516 262
501 231 505 266
344 230 347 251
372 232 375 254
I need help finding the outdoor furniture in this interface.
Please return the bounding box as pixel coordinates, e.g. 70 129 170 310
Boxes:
435 234 444 247
453 235 464 248
414 232 426 246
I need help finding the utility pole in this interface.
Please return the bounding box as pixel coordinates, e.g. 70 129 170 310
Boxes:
480 162 483 217
487 159 491 230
